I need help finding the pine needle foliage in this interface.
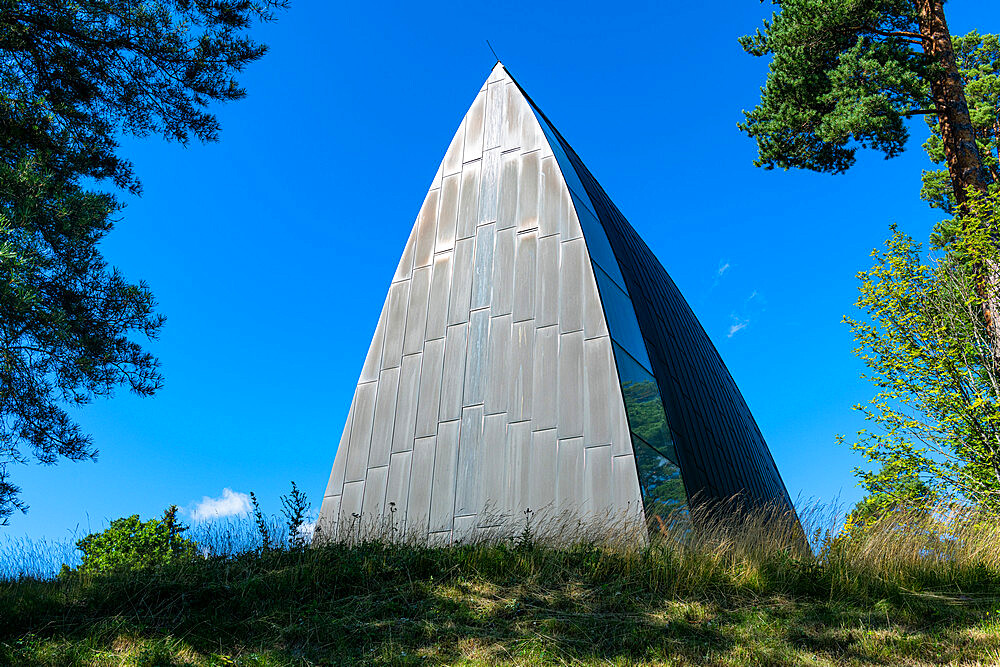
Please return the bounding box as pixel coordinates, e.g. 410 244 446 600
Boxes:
739 0 933 174
0 156 163 525
0 0 289 192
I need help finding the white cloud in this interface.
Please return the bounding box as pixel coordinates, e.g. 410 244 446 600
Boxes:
297 520 317 540
728 318 749 338
717 262 730 277
189 488 251 521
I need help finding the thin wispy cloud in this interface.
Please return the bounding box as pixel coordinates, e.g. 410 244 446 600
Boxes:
728 316 749 338
189 488 251 521
712 260 732 289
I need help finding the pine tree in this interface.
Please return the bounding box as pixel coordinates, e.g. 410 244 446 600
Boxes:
740 1 1000 356
0 1 286 522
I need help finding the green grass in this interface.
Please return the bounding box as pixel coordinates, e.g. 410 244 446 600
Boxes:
2 516 1000 666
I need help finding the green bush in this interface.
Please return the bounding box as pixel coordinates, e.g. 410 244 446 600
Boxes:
68 506 198 575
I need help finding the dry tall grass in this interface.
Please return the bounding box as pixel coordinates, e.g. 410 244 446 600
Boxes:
2 499 999 664
4 498 999 601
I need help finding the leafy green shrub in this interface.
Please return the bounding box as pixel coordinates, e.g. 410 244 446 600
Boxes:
69 506 198 575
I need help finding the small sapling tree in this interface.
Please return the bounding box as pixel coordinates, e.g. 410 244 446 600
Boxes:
843 193 1000 526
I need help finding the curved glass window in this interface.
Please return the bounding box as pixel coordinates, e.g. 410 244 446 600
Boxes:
572 193 627 290
613 343 674 456
529 104 598 219
615 342 690 532
596 269 651 370
526 102 627 291
634 437 689 532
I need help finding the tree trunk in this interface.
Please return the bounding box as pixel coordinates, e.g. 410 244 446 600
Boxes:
916 0 992 203
994 121 1000 182
916 0 1000 368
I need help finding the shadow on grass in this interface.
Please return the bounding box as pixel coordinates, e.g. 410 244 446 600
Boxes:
1 543 998 665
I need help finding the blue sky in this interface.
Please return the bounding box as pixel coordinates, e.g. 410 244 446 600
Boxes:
7 1 1000 540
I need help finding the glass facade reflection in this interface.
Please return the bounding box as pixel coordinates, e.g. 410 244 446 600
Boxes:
527 74 693 534
571 192 627 289
634 437 690 532
615 343 674 459
596 269 652 370
513 70 798 532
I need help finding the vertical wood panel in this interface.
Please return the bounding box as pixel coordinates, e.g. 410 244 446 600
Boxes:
479 148 500 224
429 421 460 532
583 338 615 448
414 338 444 438
512 231 537 323
403 266 431 356
480 413 508 524
559 238 584 334
407 435 436 536
437 174 460 253
439 324 468 422
517 151 539 232
484 314 511 415
491 228 514 315
584 445 613 519
362 466 389 519
484 81 504 149
386 451 413 523
381 281 409 370
532 326 558 431
497 152 519 230
425 252 453 340
539 157 563 238
369 367 400 469
414 189 439 269
471 223 496 310
556 438 585 514
535 234 559 327
455 405 484 516
341 480 365 527
501 83 521 153
392 353 421 453
346 382 377 482
528 428 558 514
463 90 486 163
506 421 532 516
457 161 481 240
463 309 490 407
557 331 584 439
448 237 474 325
509 321 534 422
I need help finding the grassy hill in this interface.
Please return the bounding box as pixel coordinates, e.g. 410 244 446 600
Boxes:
2 511 1000 666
